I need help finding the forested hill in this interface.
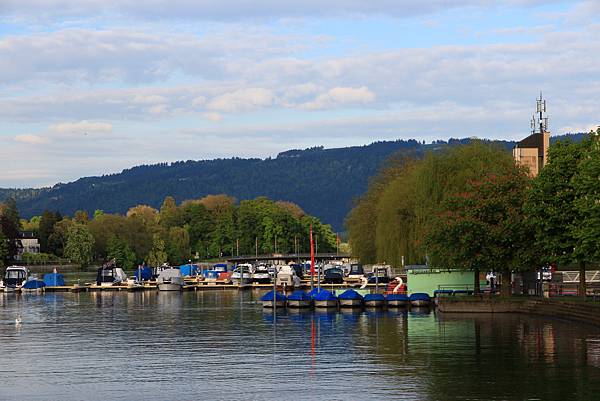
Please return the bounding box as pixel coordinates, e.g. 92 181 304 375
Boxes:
0 134 585 230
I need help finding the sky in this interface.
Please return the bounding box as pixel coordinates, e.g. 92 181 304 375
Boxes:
0 0 599 188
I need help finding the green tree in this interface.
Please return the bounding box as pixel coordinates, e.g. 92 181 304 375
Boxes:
38 210 61 253
147 234 168 267
106 235 136 270
426 170 533 295
525 137 592 296
572 130 600 273
64 224 95 267
0 198 21 259
0 230 8 267
166 226 190 264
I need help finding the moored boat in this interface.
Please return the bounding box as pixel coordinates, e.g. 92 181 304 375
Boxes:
21 276 46 293
96 261 127 287
157 268 184 291
313 289 338 308
276 265 301 289
364 293 386 307
409 292 431 306
43 272 65 287
338 289 364 308
1 266 30 292
261 290 286 308
386 293 409 307
286 290 311 308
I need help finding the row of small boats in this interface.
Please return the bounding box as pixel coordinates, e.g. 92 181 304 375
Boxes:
261 288 431 309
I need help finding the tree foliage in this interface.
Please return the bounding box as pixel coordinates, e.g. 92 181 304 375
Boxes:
64 223 95 267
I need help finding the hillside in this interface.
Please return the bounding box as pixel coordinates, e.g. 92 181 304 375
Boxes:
0 134 585 230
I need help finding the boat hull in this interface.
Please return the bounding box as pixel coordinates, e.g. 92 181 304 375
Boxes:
2 286 19 293
262 300 285 308
410 300 430 307
314 300 337 308
287 300 311 308
21 288 44 294
158 283 183 291
365 300 385 307
339 299 363 308
387 300 408 307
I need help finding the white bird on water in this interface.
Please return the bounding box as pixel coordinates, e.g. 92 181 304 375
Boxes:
15 315 22 325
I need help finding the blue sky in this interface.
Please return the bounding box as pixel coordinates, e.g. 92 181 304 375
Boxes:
0 0 598 187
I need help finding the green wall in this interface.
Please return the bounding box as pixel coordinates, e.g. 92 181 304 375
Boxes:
407 270 478 296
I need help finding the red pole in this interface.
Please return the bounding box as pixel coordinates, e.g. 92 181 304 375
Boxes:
310 225 315 277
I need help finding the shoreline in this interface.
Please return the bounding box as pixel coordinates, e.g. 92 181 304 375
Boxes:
438 297 600 327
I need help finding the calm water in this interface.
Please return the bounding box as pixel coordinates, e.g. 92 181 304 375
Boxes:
2 291 600 401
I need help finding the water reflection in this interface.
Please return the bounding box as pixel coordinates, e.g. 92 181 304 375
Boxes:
0 292 599 401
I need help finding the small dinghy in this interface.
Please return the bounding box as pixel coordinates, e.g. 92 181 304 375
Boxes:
261 291 286 308
286 290 311 308
338 289 364 308
386 293 409 307
409 293 431 307
364 293 386 307
313 289 338 308
21 276 46 293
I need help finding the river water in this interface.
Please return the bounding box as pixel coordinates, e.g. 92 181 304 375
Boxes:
1 291 600 401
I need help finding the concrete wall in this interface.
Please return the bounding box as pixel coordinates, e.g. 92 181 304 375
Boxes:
407 270 477 296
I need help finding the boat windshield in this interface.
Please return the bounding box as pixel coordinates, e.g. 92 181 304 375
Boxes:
5 270 26 279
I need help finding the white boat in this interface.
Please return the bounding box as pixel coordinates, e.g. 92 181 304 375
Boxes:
1 266 30 292
157 268 184 291
251 264 271 284
231 264 252 285
96 262 127 287
276 265 301 288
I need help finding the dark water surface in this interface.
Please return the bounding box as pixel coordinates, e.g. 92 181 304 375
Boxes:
1 291 600 401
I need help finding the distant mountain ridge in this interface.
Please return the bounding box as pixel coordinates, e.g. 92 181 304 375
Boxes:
0 133 586 230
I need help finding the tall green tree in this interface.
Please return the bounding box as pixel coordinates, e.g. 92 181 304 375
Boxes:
426 170 534 295
147 234 168 267
0 198 21 260
572 130 600 270
38 210 61 253
525 137 592 296
166 226 190 264
64 224 95 267
106 235 136 270
0 230 8 267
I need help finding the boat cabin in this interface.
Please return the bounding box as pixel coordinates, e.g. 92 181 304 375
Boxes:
2 266 30 288
96 263 127 286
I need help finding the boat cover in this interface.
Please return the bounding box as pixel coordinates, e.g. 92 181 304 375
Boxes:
179 264 198 276
338 289 364 301
364 293 385 302
313 289 337 301
133 266 153 281
43 273 65 287
409 293 431 301
386 293 409 302
23 279 46 289
260 291 287 302
307 288 320 299
287 290 310 301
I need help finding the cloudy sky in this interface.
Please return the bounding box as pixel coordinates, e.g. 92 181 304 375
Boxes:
1 1 598 187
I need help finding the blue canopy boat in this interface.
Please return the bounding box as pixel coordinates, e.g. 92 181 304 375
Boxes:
307 288 320 299
133 266 153 282
338 289 364 308
409 292 431 306
260 290 286 308
313 289 338 308
386 293 409 307
22 277 46 293
43 273 65 287
286 290 311 308
364 293 386 307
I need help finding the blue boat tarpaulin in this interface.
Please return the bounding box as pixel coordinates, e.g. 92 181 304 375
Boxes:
43 273 65 287
261 291 287 302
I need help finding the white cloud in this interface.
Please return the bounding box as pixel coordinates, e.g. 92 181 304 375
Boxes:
13 134 49 145
49 120 113 136
206 87 274 113
300 86 376 110
202 112 222 122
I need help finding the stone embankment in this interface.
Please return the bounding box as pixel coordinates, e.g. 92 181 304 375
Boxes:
437 297 600 327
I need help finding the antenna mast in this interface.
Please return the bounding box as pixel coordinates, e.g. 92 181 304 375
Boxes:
535 92 548 134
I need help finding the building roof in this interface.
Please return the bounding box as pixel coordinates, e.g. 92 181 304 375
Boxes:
515 133 545 157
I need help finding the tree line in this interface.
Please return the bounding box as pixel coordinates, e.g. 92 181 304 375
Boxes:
1 195 337 270
346 131 600 295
